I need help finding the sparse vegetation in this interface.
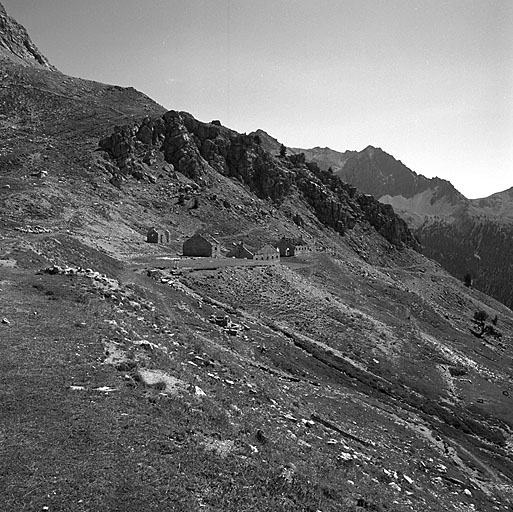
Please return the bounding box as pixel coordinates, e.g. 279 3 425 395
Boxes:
471 310 502 339
473 309 488 325
1 5 513 510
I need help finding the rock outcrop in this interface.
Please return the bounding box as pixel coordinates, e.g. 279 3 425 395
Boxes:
99 111 419 250
161 111 211 180
98 117 165 180
0 3 55 69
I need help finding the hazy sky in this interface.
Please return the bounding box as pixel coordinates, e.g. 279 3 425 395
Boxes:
4 0 512 198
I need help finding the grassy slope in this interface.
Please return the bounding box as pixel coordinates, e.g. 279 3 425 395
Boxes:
1 58 513 512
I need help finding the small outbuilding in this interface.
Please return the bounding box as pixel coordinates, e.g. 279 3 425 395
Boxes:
183 233 221 258
276 237 309 257
147 227 171 244
254 244 280 261
226 241 254 259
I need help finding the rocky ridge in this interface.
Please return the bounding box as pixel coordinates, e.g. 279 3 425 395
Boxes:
100 112 418 249
260 138 513 310
250 129 356 172
337 146 465 206
0 3 55 69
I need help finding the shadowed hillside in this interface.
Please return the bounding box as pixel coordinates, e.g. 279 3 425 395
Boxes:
275 139 513 311
340 147 513 310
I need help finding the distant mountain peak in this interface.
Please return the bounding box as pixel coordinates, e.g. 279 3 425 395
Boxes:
249 128 293 155
0 3 56 70
337 145 466 202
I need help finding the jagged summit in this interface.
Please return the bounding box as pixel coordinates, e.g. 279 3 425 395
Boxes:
362 144 378 154
0 2 55 69
250 128 290 155
335 145 464 205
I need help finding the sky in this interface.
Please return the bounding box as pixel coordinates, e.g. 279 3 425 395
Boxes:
4 0 512 198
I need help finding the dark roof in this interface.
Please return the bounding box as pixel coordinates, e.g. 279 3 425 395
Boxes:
204 234 220 245
280 236 306 246
226 242 254 258
256 244 278 255
186 233 220 245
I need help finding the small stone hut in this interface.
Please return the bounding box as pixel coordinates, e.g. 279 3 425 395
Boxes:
276 237 309 257
226 241 254 259
147 227 171 244
254 244 280 261
183 233 221 258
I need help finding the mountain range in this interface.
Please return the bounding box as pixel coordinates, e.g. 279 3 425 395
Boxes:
2 4 513 511
252 129 513 310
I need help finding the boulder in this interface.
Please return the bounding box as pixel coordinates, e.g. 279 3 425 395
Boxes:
136 124 153 145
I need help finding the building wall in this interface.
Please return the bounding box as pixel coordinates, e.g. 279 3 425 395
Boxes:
148 228 171 244
295 245 310 254
277 239 294 257
211 243 221 258
147 230 159 243
161 230 171 244
254 247 280 261
254 253 279 261
278 239 312 256
183 235 213 257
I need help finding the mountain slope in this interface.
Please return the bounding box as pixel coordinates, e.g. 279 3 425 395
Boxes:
470 187 513 220
0 3 55 69
338 146 466 212
341 147 513 309
1 4 513 511
286 141 513 310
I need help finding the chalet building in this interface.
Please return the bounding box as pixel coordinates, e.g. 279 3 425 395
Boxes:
294 242 311 255
276 237 310 257
254 244 280 261
226 241 254 259
147 227 171 244
183 233 221 258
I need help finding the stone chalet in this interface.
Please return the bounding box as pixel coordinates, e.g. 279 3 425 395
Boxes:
226 241 254 259
276 237 310 257
147 227 171 244
254 244 280 261
183 233 221 258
